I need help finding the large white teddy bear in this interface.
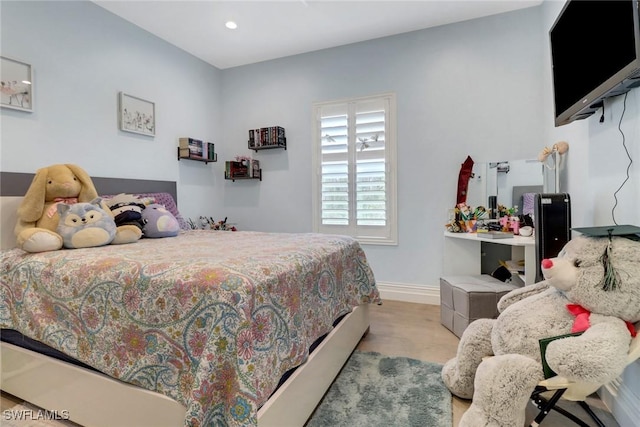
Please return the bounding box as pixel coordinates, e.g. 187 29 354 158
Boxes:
442 234 640 426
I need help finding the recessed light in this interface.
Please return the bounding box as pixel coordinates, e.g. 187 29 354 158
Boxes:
225 21 238 30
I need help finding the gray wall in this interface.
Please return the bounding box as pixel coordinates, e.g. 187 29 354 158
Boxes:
0 1 222 220
541 2 640 230
3 1 638 290
1 1 546 290
2 0 638 420
540 2 640 424
219 6 545 288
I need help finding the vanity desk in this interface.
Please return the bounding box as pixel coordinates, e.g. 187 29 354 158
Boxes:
443 231 536 286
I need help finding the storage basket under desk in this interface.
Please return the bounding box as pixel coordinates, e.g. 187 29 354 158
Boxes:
440 275 518 338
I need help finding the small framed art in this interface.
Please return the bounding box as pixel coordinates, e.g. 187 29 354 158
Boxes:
1 56 33 112
118 92 155 136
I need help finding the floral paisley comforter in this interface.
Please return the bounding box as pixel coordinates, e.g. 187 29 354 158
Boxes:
0 230 379 426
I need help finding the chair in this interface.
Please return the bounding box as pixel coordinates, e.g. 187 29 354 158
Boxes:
529 331 640 427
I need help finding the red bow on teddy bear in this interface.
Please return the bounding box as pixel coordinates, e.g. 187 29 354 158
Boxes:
567 304 637 337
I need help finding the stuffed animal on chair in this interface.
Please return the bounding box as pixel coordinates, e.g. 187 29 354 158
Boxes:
15 164 141 252
442 234 640 427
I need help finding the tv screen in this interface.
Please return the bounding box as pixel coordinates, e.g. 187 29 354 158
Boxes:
550 0 640 126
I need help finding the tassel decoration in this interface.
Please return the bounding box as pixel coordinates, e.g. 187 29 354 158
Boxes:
599 231 620 291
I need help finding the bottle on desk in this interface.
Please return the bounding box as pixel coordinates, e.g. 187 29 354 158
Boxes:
510 216 520 235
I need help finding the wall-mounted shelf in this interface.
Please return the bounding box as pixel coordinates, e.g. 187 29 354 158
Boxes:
249 142 286 152
248 126 286 152
225 169 262 182
224 161 261 181
177 147 217 164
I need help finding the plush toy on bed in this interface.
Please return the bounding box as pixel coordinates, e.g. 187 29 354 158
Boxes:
442 234 640 426
56 197 116 249
15 164 142 252
141 203 180 238
105 193 146 232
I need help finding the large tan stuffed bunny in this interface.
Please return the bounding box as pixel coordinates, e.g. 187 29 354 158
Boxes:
15 164 142 252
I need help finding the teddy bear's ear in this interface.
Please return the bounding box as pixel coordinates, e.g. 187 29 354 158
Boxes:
17 167 49 222
65 164 98 202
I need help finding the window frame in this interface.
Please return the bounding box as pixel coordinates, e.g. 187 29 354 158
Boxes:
311 92 398 246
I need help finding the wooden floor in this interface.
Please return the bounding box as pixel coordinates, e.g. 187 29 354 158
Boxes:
2 300 618 426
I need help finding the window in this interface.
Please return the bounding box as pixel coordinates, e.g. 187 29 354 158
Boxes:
312 93 397 245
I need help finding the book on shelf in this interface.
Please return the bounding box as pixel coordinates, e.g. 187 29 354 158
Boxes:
178 138 215 161
250 128 259 147
276 126 285 145
203 142 215 161
249 126 286 148
179 137 203 158
503 259 525 274
225 161 248 178
202 142 208 160
178 137 200 149
251 159 260 176
477 231 513 239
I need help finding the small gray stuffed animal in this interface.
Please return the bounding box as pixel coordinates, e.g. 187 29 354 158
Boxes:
442 234 640 426
56 197 116 249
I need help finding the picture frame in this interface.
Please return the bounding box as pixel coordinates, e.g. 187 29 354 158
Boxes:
1 56 33 112
118 92 155 136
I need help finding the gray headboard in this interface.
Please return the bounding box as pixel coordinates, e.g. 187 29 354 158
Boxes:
0 171 178 250
0 172 177 203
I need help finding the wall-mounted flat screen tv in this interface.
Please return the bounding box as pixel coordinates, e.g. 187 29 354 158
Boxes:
550 0 640 126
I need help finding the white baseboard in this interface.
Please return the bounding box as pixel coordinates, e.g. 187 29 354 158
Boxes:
376 282 439 305
599 372 640 427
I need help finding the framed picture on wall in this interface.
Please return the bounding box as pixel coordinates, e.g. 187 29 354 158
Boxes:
1 56 33 112
118 92 155 137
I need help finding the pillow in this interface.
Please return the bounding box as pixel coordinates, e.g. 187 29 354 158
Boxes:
522 192 536 216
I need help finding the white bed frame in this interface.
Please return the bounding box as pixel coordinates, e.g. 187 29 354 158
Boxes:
1 305 370 427
0 184 372 426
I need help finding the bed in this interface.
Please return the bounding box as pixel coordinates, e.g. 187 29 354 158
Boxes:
0 173 380 427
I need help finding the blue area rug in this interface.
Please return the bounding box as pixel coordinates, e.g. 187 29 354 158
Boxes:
306 351 452 427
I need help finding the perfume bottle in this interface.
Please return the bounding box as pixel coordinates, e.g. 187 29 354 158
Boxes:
510 216 520 235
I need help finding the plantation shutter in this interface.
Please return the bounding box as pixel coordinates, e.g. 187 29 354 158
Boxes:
313 94 397 244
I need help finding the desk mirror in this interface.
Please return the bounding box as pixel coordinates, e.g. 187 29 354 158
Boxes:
466 158 562 216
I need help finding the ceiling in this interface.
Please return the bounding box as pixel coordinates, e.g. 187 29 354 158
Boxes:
94 1 542 70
